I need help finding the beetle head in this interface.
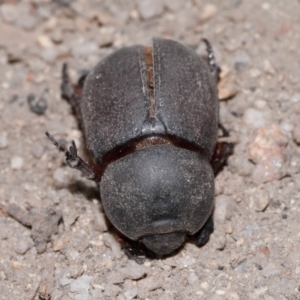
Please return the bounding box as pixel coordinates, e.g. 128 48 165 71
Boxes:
100 145 214 255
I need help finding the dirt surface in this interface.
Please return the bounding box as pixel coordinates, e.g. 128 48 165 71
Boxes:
1 0 300 299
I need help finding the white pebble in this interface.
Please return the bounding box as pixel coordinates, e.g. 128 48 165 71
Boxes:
119 263 147 280
243 108 271 128
69 274 92 293
124 288 138 300
261 3 270 10
176 255 196 269
214 195 233 224
200 4 218 21
40 47 58 63
37 35 53 48
216 290 226 295
11 156 24 170
137 0 164 19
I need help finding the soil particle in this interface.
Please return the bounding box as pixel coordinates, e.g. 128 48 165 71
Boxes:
6 204 62 253
248 124 290 183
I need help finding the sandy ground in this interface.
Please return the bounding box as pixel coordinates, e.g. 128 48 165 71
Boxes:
1 0 300 299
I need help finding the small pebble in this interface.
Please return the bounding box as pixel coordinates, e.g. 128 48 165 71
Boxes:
60 272 73 286
176 255 196 269
124 288 138 300
248 124 289 183
52 235 69 252
0 4 18 23
37 35 53 48
14 235 33 255
93 212 108 232
233 51 251 71
200 282 209 290
69 274 92 299
254 100 267 110
187 272 199 285
0 132 8 149
40 47 58 63
216 290 226 295
214 195 233 224
228 155 254 177
243 108 271 128
53 168 70 186
119 263 147 280
236 238 244 246
12 261 23 269
137 0 164 19
103 283 122 298
68 265 84 280
103 233 123 259
250 68 261 78
106 271 125 284
10 156 24 170
116 294 126 300
254 246 270 269
248 187 270 211
263 59 275 75
200 4 218 21
262 263 280 277
51 29 63 44
218 72 238 100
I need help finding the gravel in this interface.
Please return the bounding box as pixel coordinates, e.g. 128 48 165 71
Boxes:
1 0 300 299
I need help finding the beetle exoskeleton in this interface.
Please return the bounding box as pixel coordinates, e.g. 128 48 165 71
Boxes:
47 38 223 256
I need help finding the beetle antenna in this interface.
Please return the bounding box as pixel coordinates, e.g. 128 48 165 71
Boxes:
202 38 221 81
45 132 98 181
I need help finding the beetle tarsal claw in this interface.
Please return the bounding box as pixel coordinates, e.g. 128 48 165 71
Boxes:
45 132 97 181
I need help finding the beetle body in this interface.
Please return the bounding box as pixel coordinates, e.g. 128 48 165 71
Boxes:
82 38 218 255
48 38 220 255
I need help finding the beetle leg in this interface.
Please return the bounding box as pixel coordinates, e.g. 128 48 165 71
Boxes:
211 142 233 174
45 132 99 182
112 231 150 263
202 39 221 81
61 63 88 125
123 242 147 264
194 214 214 246
210 124 234 174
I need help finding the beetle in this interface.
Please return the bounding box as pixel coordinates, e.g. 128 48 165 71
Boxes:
46 38 232 256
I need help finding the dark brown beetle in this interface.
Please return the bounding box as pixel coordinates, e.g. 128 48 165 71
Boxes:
46 38 232 256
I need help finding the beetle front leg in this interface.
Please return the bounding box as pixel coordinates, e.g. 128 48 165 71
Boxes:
202 39 221 82
46 132 100 182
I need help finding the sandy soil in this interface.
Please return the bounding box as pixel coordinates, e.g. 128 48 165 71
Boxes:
1 0 300 299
